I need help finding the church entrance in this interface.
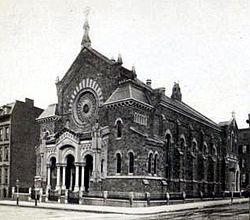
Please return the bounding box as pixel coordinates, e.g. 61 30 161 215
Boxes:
65 154 75 191
84 154 93 192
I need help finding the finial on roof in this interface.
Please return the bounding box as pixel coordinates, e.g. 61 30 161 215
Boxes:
132 65 136 74
232 110 236 119
117 53 123 65
81 7 91 48
55 76 60 84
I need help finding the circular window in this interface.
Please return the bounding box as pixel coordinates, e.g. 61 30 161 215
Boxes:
83 104 90 113
73 90 97 125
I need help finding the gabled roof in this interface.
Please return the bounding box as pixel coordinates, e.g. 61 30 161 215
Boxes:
161 95 219 129
218 118 238 129
104 81 152 108
37 104 58 121
218 120 232 126
60 46 114 85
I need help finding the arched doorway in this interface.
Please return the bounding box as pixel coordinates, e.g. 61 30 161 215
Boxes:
50 157 57 190
84 154 93 192
65 155 75 191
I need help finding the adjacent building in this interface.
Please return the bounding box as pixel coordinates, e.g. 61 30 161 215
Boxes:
0 98 43 197
238 114 250 190
35 19 240 204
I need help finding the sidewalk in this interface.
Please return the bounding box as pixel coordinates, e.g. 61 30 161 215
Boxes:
0 198 248 216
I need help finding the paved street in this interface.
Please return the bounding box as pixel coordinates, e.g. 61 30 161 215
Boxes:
1 202 250 220
144 203 250 220
0 205 137 220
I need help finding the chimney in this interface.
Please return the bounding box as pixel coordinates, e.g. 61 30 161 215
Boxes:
146 79 152 87
117 53 123 65
247 114 250 128
159 87 166 95
25 98 34 107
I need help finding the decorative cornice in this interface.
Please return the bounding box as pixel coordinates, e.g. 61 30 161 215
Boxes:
36 115 61 123
105 98 153 111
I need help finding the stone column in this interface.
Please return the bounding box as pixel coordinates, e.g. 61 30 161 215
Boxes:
92 153 96 180
74 164 79 192
46 164 51 189
69 168 72 190
81 162 86 192
61 164 66 190
56 164 60 190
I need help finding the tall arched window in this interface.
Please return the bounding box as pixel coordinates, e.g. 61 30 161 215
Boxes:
165 133 171 178
154 154 158 175
101 159 104 174
192 141 197 156
203 143 208 155
212 145 217 157
116 120 122 138
128 152 134 174
148 153 153 174
116 153 121 174
180 137 185 152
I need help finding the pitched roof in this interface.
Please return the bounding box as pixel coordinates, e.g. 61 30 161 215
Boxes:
218 120 232 126
161 95 219 129
104 82 152 108
37 104 58 120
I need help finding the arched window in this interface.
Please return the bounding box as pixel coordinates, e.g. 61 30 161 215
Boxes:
116 153 121 174
154 154 158 175
128 152 134 174
165 133 171 178
116 119 123 138
159 114 165 136
101 159 104 174
148 153 153 174
212 145 217 156
203 143 208 155
192 141 197 156
180 137 185 152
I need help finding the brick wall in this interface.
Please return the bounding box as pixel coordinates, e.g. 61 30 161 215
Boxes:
10 101 43 190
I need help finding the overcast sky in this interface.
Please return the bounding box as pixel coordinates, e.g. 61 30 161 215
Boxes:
1 0 250 128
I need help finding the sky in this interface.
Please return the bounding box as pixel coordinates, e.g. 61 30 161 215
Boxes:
0 0 250 128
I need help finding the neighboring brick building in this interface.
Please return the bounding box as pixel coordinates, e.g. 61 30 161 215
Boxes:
238 114 250 189
0 98 43 197
36 19 240 204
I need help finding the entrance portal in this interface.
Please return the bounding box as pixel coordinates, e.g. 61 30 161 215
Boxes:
65 154 75 191
84 154 93 192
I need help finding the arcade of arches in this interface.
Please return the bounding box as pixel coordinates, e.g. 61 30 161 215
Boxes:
47 148 93 192
47 153 93 192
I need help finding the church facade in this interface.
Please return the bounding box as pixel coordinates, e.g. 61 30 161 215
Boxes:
36 20 240 204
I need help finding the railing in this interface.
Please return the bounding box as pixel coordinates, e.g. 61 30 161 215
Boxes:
68 190 79 204
48 189 58 202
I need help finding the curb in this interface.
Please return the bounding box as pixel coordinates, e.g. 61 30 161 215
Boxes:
0 198 248 216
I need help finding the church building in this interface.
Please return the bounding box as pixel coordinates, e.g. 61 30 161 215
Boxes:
36 19 240 205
